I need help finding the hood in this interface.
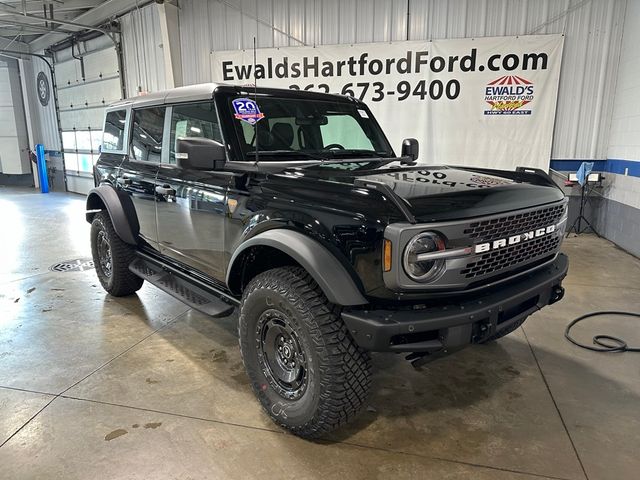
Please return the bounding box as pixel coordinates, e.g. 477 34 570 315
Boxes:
284 161 564 222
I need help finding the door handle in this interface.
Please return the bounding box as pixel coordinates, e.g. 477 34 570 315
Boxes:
116 176 131 186
155 185 176 196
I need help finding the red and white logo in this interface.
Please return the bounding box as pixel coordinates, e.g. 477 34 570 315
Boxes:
484 75 534 116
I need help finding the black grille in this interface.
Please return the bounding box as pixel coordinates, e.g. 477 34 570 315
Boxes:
462 235 561 279
464 204 565 242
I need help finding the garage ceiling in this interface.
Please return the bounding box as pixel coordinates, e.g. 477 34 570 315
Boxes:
0 0 105 44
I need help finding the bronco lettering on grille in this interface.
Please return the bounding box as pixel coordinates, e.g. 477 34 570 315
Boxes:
474 225 556 254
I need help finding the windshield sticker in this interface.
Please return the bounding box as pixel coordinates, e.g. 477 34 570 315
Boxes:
357 109 369 118
232 98 265 125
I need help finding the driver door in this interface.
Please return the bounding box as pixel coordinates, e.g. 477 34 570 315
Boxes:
155 102 231 283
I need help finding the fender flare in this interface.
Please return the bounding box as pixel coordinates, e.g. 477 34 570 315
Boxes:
227 229 368 306
86 185 140 245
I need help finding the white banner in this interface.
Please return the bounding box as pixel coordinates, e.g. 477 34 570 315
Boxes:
211 34 564 170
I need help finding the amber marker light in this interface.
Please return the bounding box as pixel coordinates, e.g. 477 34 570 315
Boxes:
383 239 392 272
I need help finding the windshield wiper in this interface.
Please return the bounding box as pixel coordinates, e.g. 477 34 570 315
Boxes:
324 149 392 158
246 150 329 161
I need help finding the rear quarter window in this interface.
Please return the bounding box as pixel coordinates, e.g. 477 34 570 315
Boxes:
131 107 166 162
102 110 127 152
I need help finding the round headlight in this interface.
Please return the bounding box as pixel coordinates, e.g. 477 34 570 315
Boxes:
403 232 446 282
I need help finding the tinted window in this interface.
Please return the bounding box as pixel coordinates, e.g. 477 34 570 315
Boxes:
227 96 393 161
102 110 126 151
320 115 374 150
168 102 222 164
131 107 166 162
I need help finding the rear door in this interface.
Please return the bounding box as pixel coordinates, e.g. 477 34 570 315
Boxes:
155 102 231 283
117 106 167 250
95 108 128 186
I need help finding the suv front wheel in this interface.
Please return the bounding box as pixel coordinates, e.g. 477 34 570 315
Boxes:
90 211 144 296
238 266 371 438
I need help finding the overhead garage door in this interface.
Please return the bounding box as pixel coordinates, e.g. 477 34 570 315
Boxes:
54 40 123 194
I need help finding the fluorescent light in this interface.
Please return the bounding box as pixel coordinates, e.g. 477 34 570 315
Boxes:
190 126 201 133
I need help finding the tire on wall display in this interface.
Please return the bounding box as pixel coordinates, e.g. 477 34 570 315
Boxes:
36 71 50 107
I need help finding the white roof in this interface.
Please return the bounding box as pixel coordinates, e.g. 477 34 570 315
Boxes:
109 83 226 108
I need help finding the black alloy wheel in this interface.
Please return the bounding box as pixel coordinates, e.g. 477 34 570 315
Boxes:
90 211 144 296
96 229 113 278
238 266 372 438
257 309 309 400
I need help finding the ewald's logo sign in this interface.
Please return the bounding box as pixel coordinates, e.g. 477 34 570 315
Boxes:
484 75 534 115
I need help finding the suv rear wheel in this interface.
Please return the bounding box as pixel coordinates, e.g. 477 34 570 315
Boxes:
238 266 371 438
90 211 143 296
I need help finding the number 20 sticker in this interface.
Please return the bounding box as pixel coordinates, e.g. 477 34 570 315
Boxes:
232 98 265 125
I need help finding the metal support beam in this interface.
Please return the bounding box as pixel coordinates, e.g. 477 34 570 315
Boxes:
28 0 151 52
0 18 75 34
0 10 120 44
0 2 127 98
0 1 98 18
0 35 28 51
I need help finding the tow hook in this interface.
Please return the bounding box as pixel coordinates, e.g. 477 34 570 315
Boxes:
406 350 447 369
550 285 565 304
471 321 491 343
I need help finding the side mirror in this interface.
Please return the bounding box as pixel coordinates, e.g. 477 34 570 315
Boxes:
176 137 226 170
401 138 419 163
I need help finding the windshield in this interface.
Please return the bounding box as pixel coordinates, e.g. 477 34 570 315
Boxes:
226 95 394 161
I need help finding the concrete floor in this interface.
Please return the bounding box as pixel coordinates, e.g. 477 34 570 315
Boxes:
0 186 639 480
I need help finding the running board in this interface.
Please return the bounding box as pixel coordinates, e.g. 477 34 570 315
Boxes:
129 254 236 318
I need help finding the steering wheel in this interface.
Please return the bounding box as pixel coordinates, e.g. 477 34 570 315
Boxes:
324 143 345 150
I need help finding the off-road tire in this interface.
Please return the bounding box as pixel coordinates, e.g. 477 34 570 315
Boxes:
90 211 143 296
480 317 526 343
238 266 371 439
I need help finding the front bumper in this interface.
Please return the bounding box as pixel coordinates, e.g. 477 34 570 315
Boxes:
342 253 568 352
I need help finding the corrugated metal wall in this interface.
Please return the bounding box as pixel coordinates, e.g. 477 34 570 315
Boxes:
22 55 60 152
178 0 627 160
120 5 168 97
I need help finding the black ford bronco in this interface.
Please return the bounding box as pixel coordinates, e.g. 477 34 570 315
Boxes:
87 83 568 438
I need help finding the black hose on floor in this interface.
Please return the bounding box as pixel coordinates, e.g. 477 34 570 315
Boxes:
565 311 640 352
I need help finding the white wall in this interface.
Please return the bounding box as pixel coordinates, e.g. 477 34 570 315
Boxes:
603 0 640 215
608 0 640 165
0 59 30 175
21 56 60 152
178 0 627 162
120 5 168 96
604 0 640 212
22 0 629 168
588 0 640 256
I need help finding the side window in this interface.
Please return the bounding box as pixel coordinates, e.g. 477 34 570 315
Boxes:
102 110 126 152
320 115 374 150
130 107 166 162
168 102 222 164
